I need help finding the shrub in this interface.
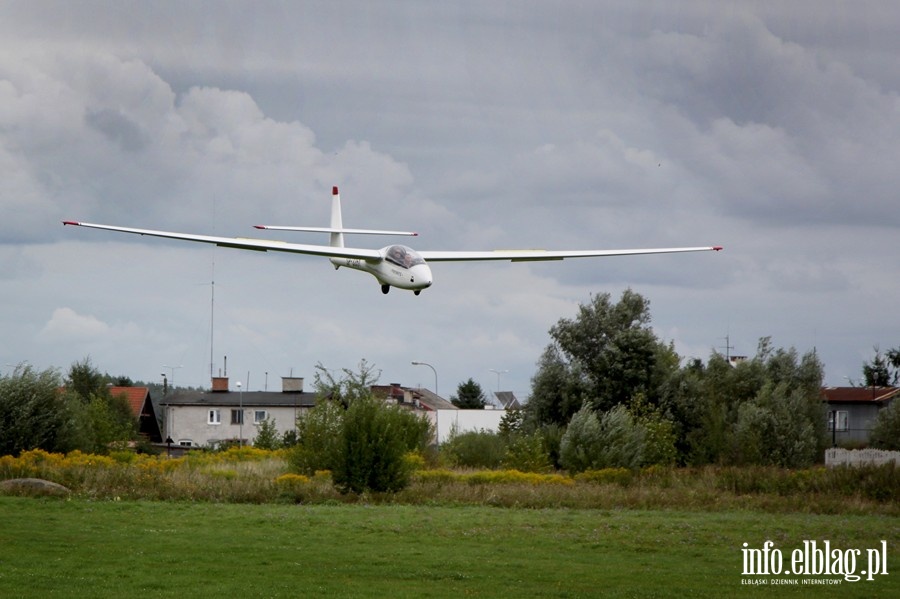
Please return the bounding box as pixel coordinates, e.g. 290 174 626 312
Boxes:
287 400 344 475
502 432 552 473
441 430 506 469
560 404 645 472
333 395 431 494
253 417 282 450
0 364 73 455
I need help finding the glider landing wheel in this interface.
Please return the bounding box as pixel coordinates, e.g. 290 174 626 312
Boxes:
381 284 390 295
414 290 421 296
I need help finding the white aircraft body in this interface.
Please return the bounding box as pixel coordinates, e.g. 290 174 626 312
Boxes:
64 186 722 295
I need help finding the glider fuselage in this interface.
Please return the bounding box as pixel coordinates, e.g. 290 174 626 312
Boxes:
330 245 433 293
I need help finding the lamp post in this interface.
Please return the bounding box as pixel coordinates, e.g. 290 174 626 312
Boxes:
489 368 508 391
236 381 243 448
411 361 438 396
163 364 183 389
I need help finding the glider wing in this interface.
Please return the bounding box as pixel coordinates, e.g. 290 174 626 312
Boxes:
417 246 723 262
62 221 383 261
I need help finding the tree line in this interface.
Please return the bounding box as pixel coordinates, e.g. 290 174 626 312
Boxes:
5 290 900 485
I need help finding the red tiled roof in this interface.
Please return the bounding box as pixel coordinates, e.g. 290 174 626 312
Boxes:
821 386 900 403
110 386 150 418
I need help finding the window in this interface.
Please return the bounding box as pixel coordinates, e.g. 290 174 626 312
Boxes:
178 439 193 447
208 409 221 425
828 411 848 432
254 410 268 424
231 409 244 425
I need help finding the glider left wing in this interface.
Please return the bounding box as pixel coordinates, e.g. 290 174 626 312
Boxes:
61 221 383 262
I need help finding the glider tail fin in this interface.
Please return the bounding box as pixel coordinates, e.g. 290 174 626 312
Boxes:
330 186 344 248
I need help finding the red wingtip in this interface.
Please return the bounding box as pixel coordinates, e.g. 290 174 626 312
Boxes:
253 225 265 229
332 186 339 195
713 246 723 251
62 220 79 226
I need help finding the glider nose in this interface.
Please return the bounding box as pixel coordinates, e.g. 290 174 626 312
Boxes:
411 264 433 289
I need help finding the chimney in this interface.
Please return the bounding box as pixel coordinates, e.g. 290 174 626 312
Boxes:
211 355 229 392
282 377 304 393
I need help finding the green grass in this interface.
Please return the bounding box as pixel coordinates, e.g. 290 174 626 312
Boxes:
1 497 897 598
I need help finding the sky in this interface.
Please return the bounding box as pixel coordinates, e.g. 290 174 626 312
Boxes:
2 1 899 400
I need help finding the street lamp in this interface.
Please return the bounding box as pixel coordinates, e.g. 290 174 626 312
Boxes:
411 361 438 396
163 364 183 389
236 381 243 448
489 369 508 391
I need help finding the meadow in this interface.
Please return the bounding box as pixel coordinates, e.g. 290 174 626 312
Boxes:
1 449 898 597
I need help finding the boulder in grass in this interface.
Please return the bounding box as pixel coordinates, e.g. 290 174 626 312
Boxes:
0 478 71 497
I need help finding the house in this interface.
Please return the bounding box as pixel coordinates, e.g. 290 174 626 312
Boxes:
160 376 315 448
161 375 508 448
109 386 162 443
371 384 459 444
821 386 899 445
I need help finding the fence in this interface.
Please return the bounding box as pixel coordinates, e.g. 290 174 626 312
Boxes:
825 447 900 467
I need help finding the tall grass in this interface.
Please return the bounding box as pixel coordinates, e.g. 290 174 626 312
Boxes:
2 448 898 514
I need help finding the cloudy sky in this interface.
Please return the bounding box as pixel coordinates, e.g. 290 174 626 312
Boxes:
2 1 899 399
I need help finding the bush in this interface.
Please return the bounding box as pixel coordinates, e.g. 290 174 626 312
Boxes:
333 395 431 494
559 404 645 472
253 418 281 450
502 432 552 473
288 400 344 475
441 430 506 469
0 364 73 455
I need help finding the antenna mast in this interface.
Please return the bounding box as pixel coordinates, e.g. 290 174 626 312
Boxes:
720 333 734 361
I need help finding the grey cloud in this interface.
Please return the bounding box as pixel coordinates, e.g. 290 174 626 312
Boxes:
85 108 149 152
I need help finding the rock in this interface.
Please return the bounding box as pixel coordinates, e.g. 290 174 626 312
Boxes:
0 478 71 497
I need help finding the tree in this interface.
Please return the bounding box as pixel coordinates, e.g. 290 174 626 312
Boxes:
527 345 589 427
0 364 74 455
870 399 900 450
64 358 136 453
527 289 679 426
862 347 900 386
663 338 825 467
67 357 109 403
450 378 486 409
312 360 380 408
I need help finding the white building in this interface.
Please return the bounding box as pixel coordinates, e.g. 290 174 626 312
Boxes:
161 377 511 448
161 376 314 447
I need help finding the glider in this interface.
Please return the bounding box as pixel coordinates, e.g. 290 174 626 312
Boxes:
64 186 722 295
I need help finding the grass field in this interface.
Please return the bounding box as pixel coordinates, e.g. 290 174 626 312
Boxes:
1 497 897 598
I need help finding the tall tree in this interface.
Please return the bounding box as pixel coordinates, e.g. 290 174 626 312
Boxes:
527 289 679 426
451 378 487 409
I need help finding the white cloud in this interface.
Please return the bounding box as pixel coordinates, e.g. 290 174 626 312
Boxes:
40 307 110 339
